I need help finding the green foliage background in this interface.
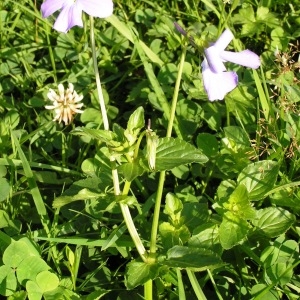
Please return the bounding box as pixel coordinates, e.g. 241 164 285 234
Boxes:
0 0 300 299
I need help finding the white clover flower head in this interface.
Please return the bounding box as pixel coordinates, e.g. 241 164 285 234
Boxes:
45 83 84 125
41 0 114 33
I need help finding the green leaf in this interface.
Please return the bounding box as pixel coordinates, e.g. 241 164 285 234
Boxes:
72 127 122 149
17 256 50 285
26 281 43 300
0 265 17 296
0 178 10 202
223 184 256 220
219 211 250 250
225 85 257 126
251 284 279 300
155 137 208 171
157 63 177 84
181 203 210 230
252 207 296 238
189 223 222 255
223 126 250 151
196 133 218 158
36 271 59 293
118 161 144 182
124 106 145 146
125 261 160 290
164 193 183 222
5 110 19 130
159 222 190 249
237 160 279 200
3 241 32 268
53 188 104 209
80 107 103 125
161 245 222 270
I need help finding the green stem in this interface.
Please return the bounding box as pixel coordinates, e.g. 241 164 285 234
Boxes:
112 166 148 262
144 279 153 300
149 45 187 255
186 270 207 300
166 45 187 138
207 269 223 300
89 17 146 262
177 269 186 300
89 16 109 131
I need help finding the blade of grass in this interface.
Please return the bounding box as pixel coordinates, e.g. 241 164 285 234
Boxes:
253 68 275 124
106 15 163 67
11 131 50 235
132 28 183 139
35 236 134 247
0 158 82 176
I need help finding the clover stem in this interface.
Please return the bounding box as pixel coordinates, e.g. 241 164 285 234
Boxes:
149 45 187 255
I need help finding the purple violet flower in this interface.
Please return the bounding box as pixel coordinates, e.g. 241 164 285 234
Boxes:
202 29 260 101
41 0 114 33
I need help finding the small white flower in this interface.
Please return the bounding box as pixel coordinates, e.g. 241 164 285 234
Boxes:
45 83 84 125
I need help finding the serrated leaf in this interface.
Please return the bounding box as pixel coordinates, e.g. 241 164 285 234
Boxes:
219 211 249 250
237 160 279 200
189 223 222 255
118 161 144 182
164 193 183 222
155 137 208 171
125 261 160 290
223 184 256 220
159 222 190 249
162 245 222 270
252 207 296 238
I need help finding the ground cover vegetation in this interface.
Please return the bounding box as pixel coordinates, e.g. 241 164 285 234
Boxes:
0 0 300 299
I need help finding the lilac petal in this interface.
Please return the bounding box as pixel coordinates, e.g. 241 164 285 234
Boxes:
79 0 113 18
53 2 83 33
41 0 69 18
202 58 238 101
213 29 234 51
204 46 226 73
220 50 261 69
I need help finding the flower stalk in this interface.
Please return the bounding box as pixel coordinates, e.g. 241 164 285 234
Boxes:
89 16 110 131
149 44 187 255
89 16 147 262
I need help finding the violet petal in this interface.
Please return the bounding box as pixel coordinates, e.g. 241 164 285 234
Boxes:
204 46 226 73
202 58 238 101
213 29 234 51
220 50 261 69
41 0 69 18
80 0 113 18
53 2 83 33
